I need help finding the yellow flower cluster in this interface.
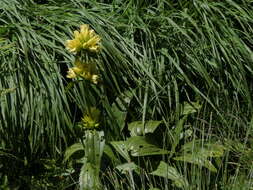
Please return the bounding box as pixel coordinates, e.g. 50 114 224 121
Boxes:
65 25 102 129
66 59 99 84
66 24 101 53
81 107 100 129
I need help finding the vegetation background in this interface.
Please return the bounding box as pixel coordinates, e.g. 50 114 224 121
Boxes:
0 0 253 189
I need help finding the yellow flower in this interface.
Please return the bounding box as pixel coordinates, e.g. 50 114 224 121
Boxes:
72 60 87 75
66 68 77 78
66 60 99 84
91 74 99 84
66 24 101 54
81 107 100 129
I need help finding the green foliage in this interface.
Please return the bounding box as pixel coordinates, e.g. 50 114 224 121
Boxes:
128 120 162 136
150 161 189 189
79 130 105 190
64 142 83 163
110 141 131 162
64 131 105 190
125 136 170 157
116 162 139 174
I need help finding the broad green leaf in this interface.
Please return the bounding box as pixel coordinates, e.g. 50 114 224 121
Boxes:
180 141 225 158
110 141 131 162
79 159 102 190
80 130 105 190
126 136 170 156
128 121 143 136
174 155 217 172
182 101 201 115
85 130 105 165
131 146 169 157
144 121 162 134
116 162 138 174
198 144 225 158
64 143 84 163
149 188 161 190
128 120 162 136
150 161 188 188
174 141 225 172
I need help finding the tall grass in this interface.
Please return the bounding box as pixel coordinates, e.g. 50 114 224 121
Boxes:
0 0 77 187
0 0 252 189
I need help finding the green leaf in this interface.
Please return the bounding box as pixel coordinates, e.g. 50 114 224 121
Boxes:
79 130 105 190
182 101 202 115
199 144 225 158
111 136 169 158
128 120 162 136
174 141 225 172
85 130 105 165
181 141 225 158
110 141 131 162
128 121 143 136
126 136 170 156
64 143 84 163
174 155 217 172
116 162 138 174
150 161 188 188
79 159 102 190
144 121 162 134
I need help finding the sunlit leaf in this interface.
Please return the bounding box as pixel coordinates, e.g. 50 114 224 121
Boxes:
174 141 225 172
116 162 138 174
85 130 105 165
182 101 202 115
110 141 131 162
174 155 217 172
180 141 225 158
126 136 169 156
150 161 188 188
79 130 105 190
64 142 84 163
79 159 102 190
144 121 162 134
128 120 162 136
128 121 144 136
